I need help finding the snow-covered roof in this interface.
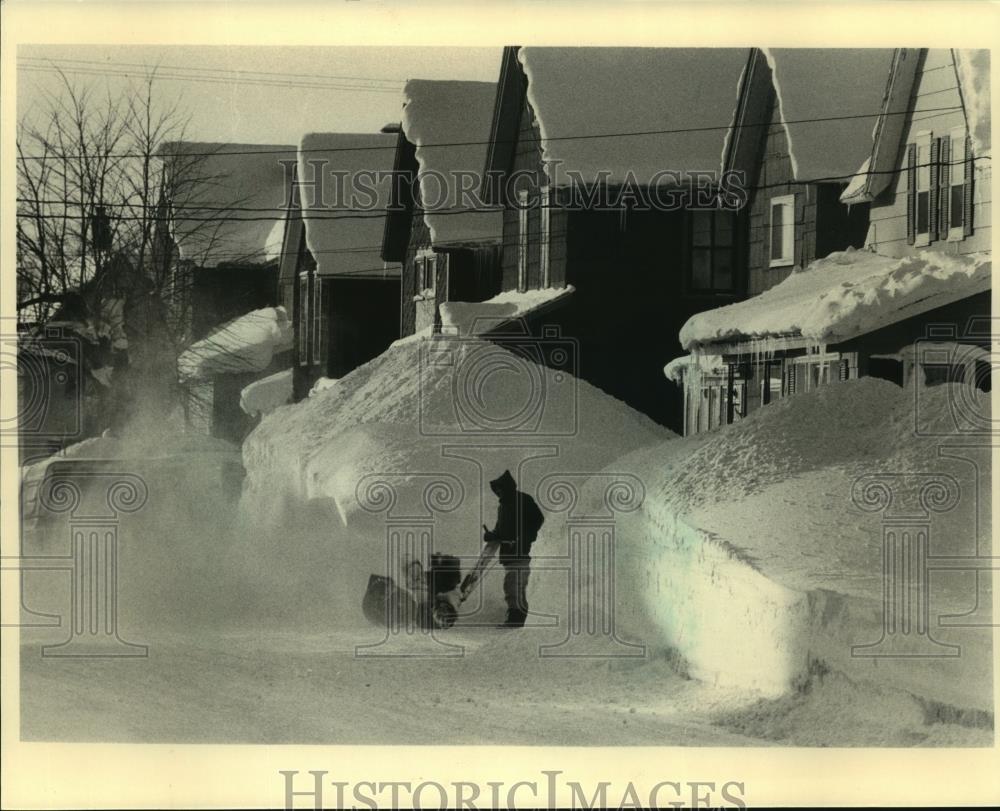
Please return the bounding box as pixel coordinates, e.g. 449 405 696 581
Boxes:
954 49 991 158
297 132 399 278
517 47 751 186
162 142 296 268
438 285 575 335
663 353 727 383
680 248 992 351
400 80 503 248
763 49 895 182
178 306 293 382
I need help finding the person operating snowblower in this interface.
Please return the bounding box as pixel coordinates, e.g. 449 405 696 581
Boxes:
477 470 545 628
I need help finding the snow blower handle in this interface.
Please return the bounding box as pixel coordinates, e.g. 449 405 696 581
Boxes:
460 539 500 600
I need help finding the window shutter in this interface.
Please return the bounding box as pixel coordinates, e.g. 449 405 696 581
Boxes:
906 143 918 246
939 136 951 234
928 137 940 242
839 358 850 382
963 134 975 237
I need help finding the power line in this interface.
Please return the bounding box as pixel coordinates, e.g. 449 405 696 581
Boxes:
17 155 991 223
16 105 967 162
18 64 405 95
17 56 407 86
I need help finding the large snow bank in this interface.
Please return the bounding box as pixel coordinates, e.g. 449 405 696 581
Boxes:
680 248 991 350
178 307 293 382
763 49 894 182
438 285 575 335
244 333 667 522
240 368 292 418
161 142 296 268
530 376 993 715
954 49 992 158
297 132 399 279
241 334 670 628
518 47 750 186
401 80 503 248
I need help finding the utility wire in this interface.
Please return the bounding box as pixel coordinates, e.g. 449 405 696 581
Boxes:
17 56 407 86
16 105 967 162
16 153 992 224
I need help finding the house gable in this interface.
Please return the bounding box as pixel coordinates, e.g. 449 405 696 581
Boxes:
865 48 991 257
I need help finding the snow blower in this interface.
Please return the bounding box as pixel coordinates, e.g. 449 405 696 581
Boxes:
362 532 501 630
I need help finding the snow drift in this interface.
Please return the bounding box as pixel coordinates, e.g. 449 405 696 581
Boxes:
529 376 992 716
241 333 670 626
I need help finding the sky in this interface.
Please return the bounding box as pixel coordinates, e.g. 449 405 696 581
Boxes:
17 45 504 146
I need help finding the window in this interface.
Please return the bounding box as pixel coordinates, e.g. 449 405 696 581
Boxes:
761 361 783 405
517 189 529 292
540 186 551 288
312 276 326 365
948 127 968 240
908 128 972 246
689 210 736 292
415 250 437 296
297 273 310 366
793 351 841 392
769 194 795 267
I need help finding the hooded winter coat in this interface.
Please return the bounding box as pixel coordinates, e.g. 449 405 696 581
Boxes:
485 470 545 564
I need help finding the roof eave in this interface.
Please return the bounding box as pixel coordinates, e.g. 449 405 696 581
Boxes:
483 46 525 203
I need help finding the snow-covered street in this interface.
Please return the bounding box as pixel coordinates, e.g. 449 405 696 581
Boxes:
18 336 993 747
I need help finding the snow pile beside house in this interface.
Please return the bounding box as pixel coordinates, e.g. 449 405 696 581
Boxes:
241 334 670 612
680 248 991 350
954 49 991 157
529 376 992 717
438 286 575 335
401 80 503 247
239 368 292 417
178 307 293 382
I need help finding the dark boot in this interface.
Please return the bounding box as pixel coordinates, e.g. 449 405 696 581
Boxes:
502 560 530 628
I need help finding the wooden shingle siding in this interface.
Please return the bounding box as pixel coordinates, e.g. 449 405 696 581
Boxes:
745 95 821 296
400 209 432 336
501 92 547 292
868 48 990 257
